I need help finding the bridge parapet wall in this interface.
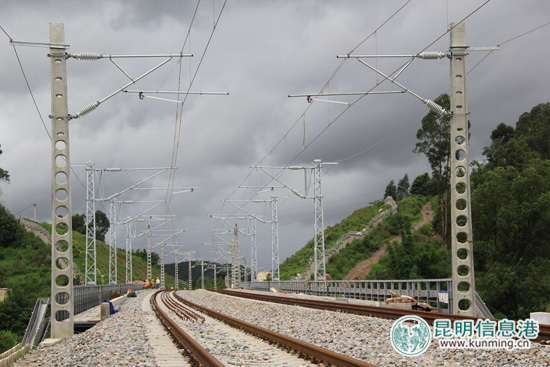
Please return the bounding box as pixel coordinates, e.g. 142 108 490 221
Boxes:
19 217 51 246
242 279 453 313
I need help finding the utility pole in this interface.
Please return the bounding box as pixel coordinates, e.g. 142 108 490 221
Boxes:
271 195 279 282
201 260 205 289
231 224 239 288
85 161 97 285
147 226 152 282
449 23 476 316
174 251 179 289
160 242 165 289
213 263 217 290
328 22 489 315
250 161 335 282
125 220 132 284
250 218 257 281
49 23 74 338
188 259 192 290
242 257 247 282
108 200 118 284
33 204 36 221
312 159 326 282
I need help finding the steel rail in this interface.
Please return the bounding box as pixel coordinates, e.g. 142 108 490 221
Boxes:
173 291 376 367
160 290 205 323
213 289 550 344
150 291 224 367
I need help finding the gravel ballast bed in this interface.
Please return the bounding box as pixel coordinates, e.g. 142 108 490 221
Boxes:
14 290 159 367
176 289 549 367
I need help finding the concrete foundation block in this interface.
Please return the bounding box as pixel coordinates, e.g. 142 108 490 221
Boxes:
530 312 550 326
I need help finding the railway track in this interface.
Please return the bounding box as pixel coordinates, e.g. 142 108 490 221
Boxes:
213 289 550 344
151 290 375 367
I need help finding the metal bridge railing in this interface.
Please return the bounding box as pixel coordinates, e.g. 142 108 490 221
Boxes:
241 279 453 313
55 283 144 321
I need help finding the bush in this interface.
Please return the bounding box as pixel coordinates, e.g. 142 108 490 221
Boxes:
0 330 19 353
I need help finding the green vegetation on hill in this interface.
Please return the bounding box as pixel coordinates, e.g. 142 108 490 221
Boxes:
367 197 450 281
278 203 385 280
281 101 550 320
470 102 550 319
40 222 176 287
0 205 51 353
326 194 449 281
0 204 177 353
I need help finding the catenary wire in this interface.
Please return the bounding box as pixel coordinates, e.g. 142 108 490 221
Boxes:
215 0 493 231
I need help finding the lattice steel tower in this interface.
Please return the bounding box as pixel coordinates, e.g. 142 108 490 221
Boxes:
271 195 280 281
108 200 118 284
125 221 132 284
312 159 326 282
85 162 97 285
231 225 239 288
146 226 152 282
250 217 257 281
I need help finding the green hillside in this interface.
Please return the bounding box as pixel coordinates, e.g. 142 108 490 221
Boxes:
279 202 389 280
0 209 178 353
40 223 177 287
327 195 447 280
280 101 550 320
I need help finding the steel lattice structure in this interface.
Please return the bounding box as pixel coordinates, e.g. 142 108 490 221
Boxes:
271 195 280 281
250 218 257 281
312 160 326 282
85 162 97 285
108 200 118 284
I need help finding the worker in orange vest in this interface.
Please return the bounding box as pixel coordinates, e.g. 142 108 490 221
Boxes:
145 279 150 288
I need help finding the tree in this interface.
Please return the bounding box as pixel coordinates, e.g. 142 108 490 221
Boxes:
95 210 109 242
0 144 10 184
483 103 550 168
515 102 550 160
71 210 109 242
72 213 86 234
396 174 410 200
413 94 451 243
410 173 435 196
133 248 160 266
0 206 26 248
384 180 397 201
472 160 550 319
471 102 550 319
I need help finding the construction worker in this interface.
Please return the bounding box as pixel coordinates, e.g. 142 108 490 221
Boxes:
145 279 150 288
155 277 160 289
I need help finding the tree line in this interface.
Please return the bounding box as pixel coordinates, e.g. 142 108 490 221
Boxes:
381 98 549 319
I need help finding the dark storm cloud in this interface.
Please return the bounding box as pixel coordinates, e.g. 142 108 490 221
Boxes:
1 0 549 266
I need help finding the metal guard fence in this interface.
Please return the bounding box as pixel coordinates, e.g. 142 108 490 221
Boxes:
240 279 453 313
55 283 145 321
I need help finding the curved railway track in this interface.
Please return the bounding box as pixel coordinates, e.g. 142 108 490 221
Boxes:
213 289 550 344
151 290 375 367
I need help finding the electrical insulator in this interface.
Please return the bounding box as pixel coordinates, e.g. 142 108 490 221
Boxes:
74 101 100 118
417 51 446 59
424 99 448 116
71 52 102 60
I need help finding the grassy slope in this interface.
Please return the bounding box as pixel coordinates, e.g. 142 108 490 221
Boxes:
40 223 177 287
279 202 388 280
326 194 431 279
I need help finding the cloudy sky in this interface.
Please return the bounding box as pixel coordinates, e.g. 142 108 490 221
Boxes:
1 0 549 271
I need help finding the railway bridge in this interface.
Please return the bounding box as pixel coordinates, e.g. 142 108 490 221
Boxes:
2 282 548 367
